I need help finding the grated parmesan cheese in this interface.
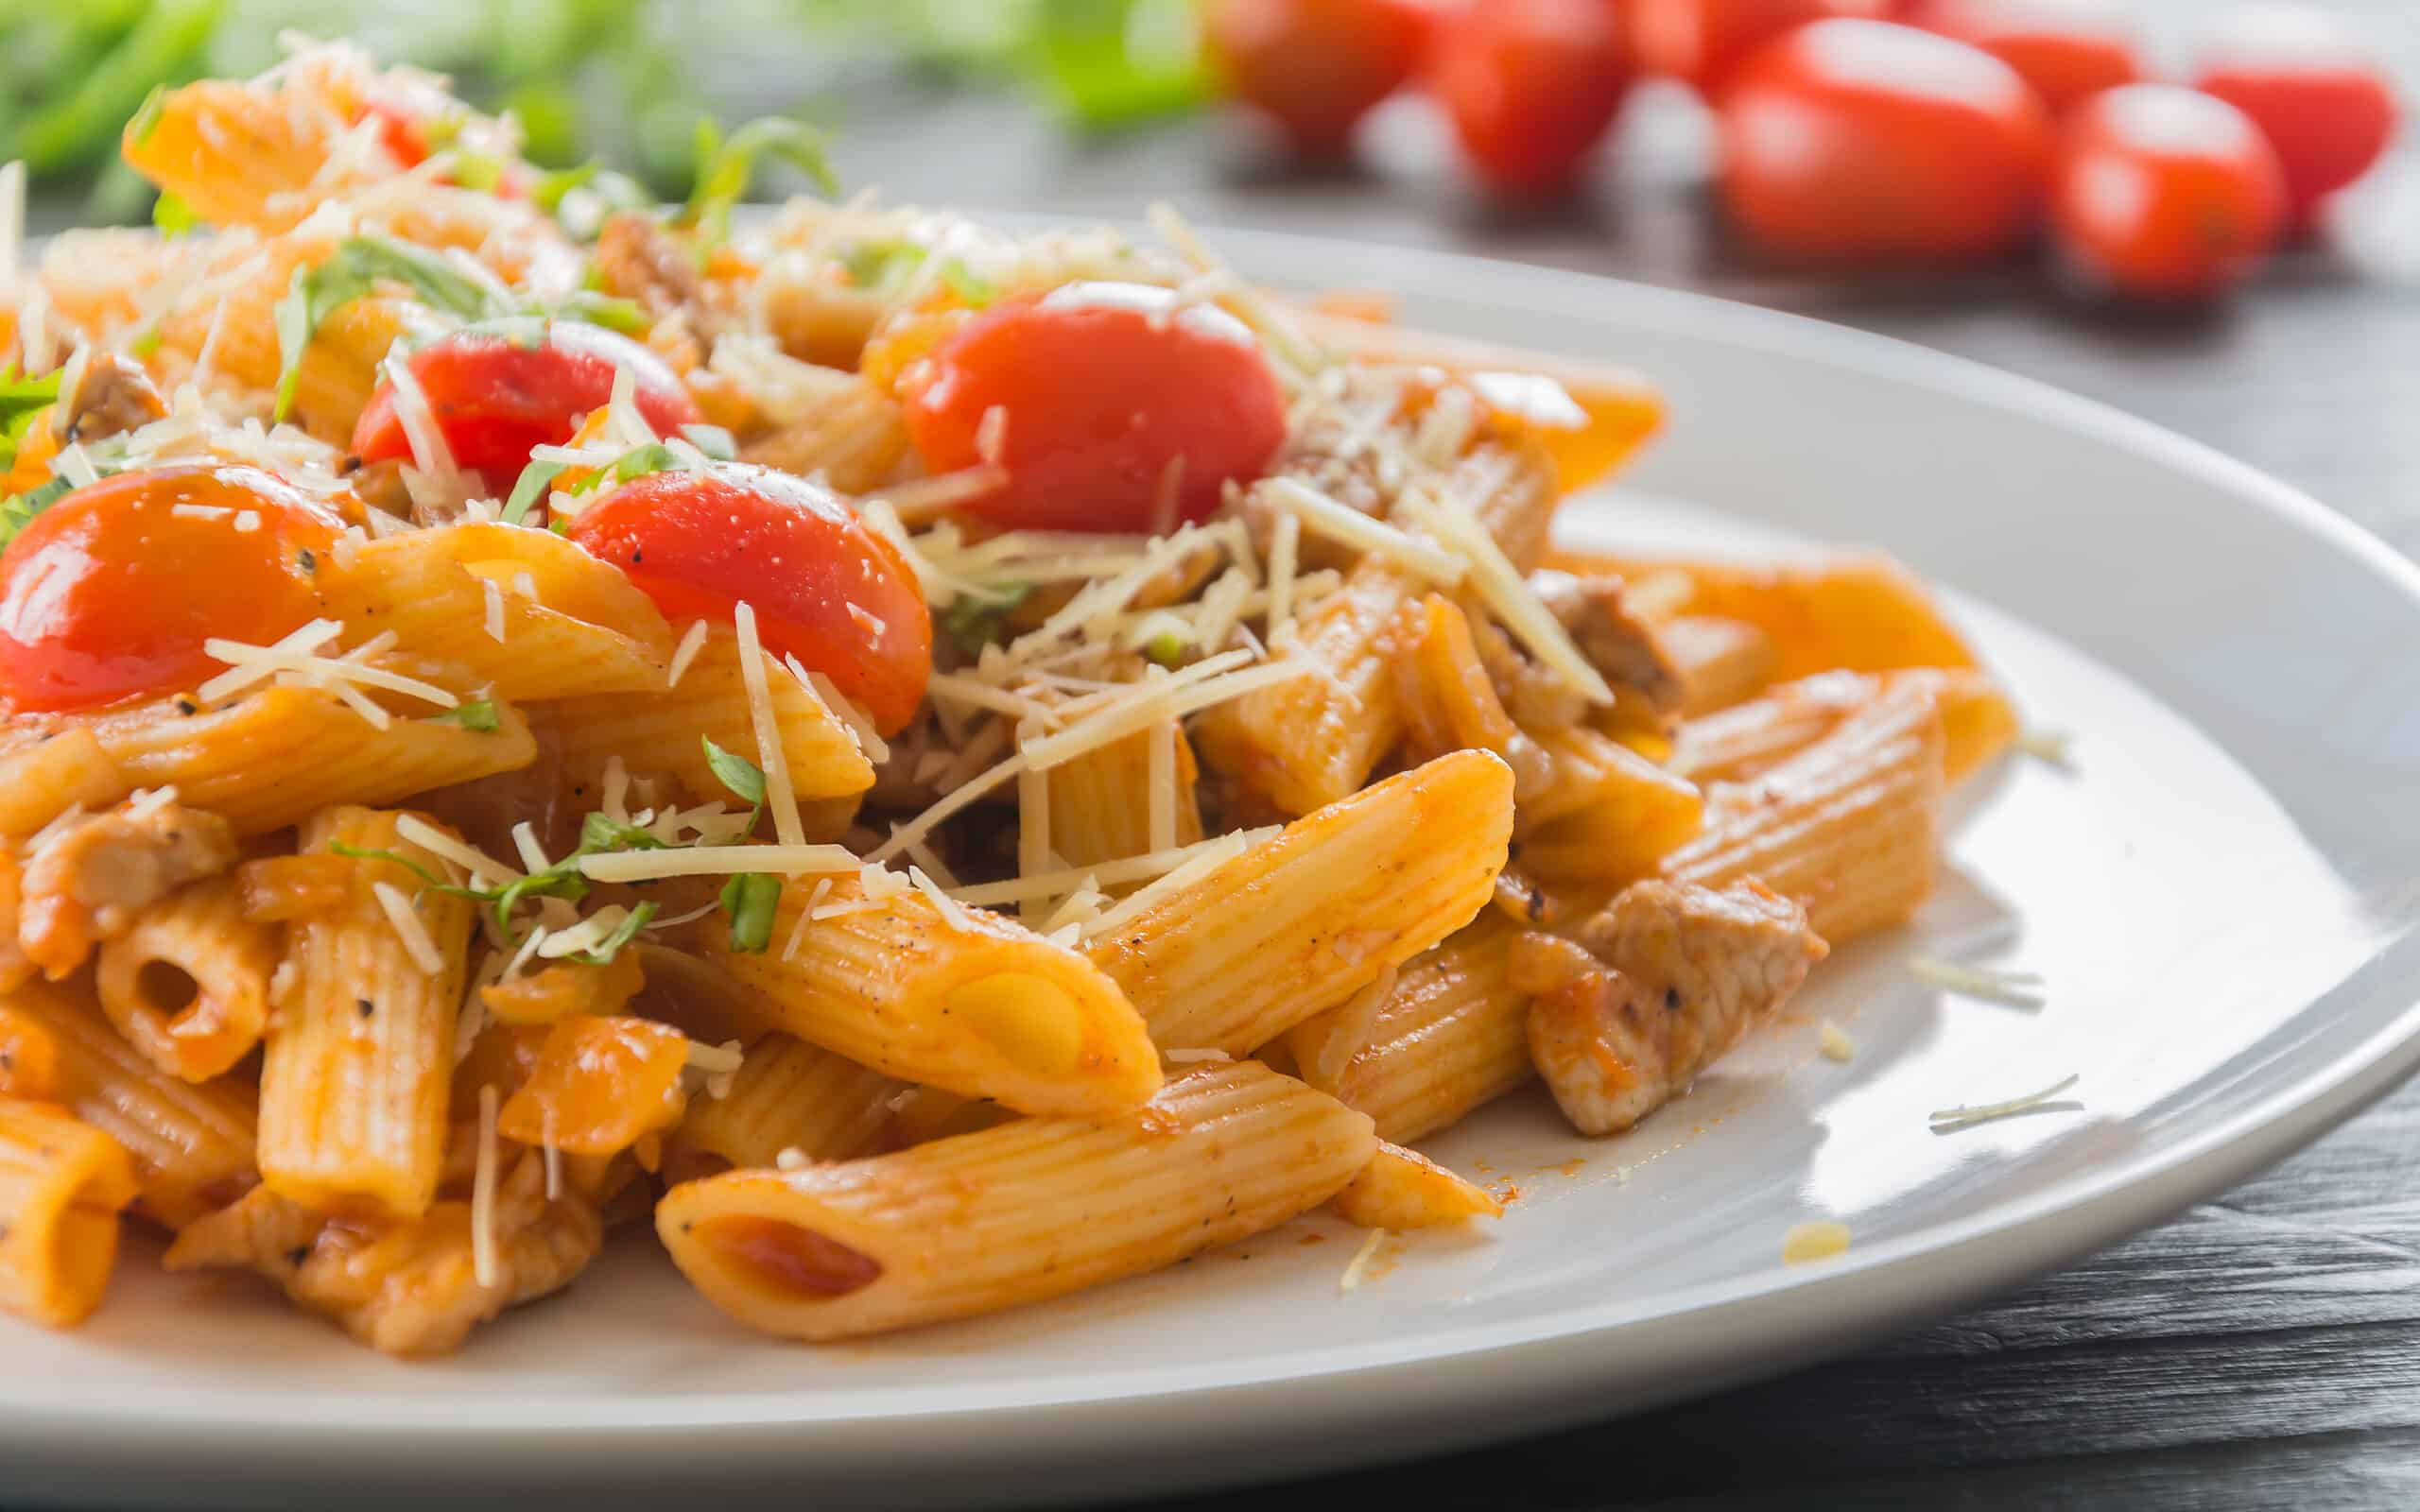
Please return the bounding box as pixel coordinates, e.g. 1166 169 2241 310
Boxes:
1929 1074 2081 1132
1818 1020 1857 1062
733 601 807 847
1259 476 1465 586
394 814 516 887
1781 1221 1850 1265
579 844 857 885
1398 490 1613 706
1339 1227 1387 1292
1907 956 2046 1009
482 578 506 643
372 882 447 975
1080 828 1258 940
666 619 711 689
471 1085 501 1288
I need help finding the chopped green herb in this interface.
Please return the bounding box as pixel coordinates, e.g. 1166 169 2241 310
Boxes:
681 116 838 252
427 699 500 732
532 162 648 241
938 259 1000 307
1145 629 1186 667
0 368 62 475
0 476 77 551
444 149 508 194
272 236 497 420
501 459 566 526
558 442 685 499
579 812 668 854
841 241 926 293
719 873 782 954
129 324 164 358
150 190 197 238
551 289 649 334
128 85 167 146
569 902 657 966
700 737 767 807
938 581 1033 658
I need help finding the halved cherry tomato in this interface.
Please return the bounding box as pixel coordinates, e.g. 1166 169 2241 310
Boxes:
0 465 339 714
352 323 703 497
1920 0 2140 116
1629 0 1891 99
898 283 1287 535
564 465 931 733
2193 5 2399 222
356 98 433 169
1204 0 1436 156
1718 20 2053 260
1430 0 1634 198
2050 83 2289 301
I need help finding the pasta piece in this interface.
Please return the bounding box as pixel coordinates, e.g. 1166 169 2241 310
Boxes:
313 524 675 700
549 628 874 805
258 808 476 1219
0 1100 140 1328
759 276 890 370
0 728 130 840
1046 721 1204 874
32 685 539 836
1543 551 1979 682
658 1060 1375 1341
736 375 914 494
1660 616 1780 717
0 980 257 1228
708 876 1160 1116
151 227 340 393
1330 1142 1502 1228
1088 748 1514 1056
1664 682 1946 944
479 952 646 1026
631 943 787 1046
666 1032 906 1179
1288 916 1531 1144
1512 727 1704 884
1293 309 1666 494
1397 593 1517 759
288 296 435 446
122 79 357 232
1674 668 2017 788
94 876 279 1082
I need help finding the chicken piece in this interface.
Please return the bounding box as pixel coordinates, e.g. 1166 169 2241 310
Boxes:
595 210 723 347
1531 569 1684 716
1528 879 1826 1135
60 352 167 443
17 799 240 978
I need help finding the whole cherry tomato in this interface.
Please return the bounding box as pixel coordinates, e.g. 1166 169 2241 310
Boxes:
565 464 931 733
1920 0 2140 116
1204 0 1435 156
1430 0 1634 198
2051 83 2289 301
898 283 1288 535
1629 0 1891 99
2193 5 2400 222
1718 20 2053 260
352 323 702 497
0 465 339 713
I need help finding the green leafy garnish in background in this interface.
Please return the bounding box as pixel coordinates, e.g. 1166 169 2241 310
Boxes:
679 115 837 252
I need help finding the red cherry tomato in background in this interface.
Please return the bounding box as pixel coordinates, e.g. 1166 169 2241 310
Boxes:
899 283 1288 535
357 98 433 168
2193 5 2399 223
1919 0 2139 116
2050 83 2288 301
0 465 338 713
352 323 703 497
1629 0 1890 99
1718 20 2053 260
564 465 931 734
1204 0 1435 156
1430 0 1634 198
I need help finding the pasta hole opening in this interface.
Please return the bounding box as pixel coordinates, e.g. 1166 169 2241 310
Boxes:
946 973 1083 1079
697 1214 881 1302
134 961 201 1018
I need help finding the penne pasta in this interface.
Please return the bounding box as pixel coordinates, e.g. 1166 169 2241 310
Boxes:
1674 668 2017 788
1088 749 1514 1056
0 728 130 840
0 1099 141 1328
709 875 1161 1116
1512 727 1705 884
0 980 258 1229
1330 1141 1503 1228
1660 615 1781 717
666 1032 907 1179
1664 681 1947 944
1046 721 1205 875
658 1060 1375 1340
257 807 476 1219
95 876 280 1082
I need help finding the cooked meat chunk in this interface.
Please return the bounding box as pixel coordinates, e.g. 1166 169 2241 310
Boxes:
61 352 167 442
595 210 721 342
17 799 239 978
1528 879 1826 1135
1531 569 1683 715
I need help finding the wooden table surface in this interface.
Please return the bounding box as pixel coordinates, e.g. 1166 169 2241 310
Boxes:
822 6 2420 1507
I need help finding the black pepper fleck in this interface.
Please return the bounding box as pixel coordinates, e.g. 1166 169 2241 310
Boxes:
1665 987 1681 1011
356 998 375 1019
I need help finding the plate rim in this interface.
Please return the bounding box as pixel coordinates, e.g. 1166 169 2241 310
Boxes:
10 219 2420 1467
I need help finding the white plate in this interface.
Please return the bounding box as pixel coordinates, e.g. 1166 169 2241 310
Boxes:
13 227 2420 1510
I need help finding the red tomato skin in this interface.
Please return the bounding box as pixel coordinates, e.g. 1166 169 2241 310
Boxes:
1921 0 2140 115
1431 0 1634 198
0 465 339 714
1205 0 1434 156
357 98 432 168
2194 7 2399 219
565 467 931 734
352 324 703 496
899 287 1288 535
1630 0 1891 99
1718 20 2053 261
2051 83 2289 301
